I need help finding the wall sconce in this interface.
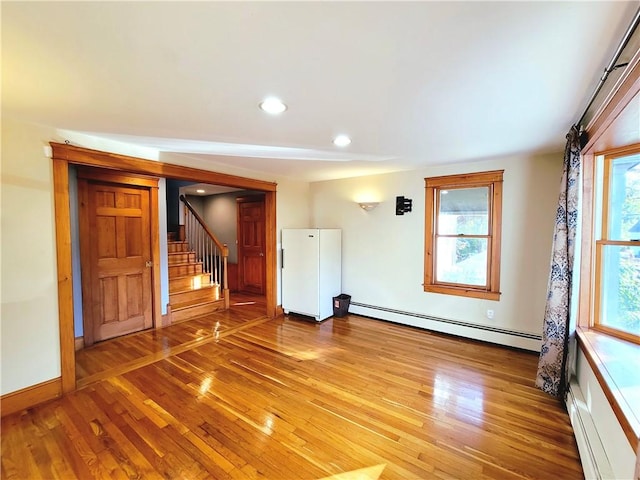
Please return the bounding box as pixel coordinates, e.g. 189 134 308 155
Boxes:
358 202 380 211
396 196 412 215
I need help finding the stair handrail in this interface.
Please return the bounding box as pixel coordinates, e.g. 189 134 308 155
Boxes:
179 195 229 256
179 194 229 308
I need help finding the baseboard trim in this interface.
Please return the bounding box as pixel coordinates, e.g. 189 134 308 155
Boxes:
74 336 84 351
1 378 62 417
275 305 284 317
567 378 614 480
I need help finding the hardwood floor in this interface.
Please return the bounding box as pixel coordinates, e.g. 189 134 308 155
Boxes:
75 293 267 386
2 309 583 479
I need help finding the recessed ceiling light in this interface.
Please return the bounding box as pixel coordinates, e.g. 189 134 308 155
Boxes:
259 97 287 115
333 135 351 147
196 189 205 194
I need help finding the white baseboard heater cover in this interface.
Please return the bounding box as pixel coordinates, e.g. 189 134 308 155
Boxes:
567 378 614 480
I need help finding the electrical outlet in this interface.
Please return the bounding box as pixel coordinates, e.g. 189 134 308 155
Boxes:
486 309 494 320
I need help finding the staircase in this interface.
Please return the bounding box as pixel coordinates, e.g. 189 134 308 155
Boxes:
167 234 226 323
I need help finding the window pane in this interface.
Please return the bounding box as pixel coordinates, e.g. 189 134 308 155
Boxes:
436 237 487 286
608 155 640 241
438 187 489 235
600 245 640 336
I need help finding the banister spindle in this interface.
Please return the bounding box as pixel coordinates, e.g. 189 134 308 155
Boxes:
179 194 229 294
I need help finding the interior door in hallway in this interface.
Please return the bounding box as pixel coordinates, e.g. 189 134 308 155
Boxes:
237 195 266 295
79 173 155 345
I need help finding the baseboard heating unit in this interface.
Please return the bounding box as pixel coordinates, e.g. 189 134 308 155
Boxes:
349 301 542 351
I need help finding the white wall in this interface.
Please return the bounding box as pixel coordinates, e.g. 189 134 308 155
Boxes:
0 117 312 395
310 153 563 350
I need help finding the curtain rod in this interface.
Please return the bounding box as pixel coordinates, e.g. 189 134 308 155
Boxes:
575 6 640 128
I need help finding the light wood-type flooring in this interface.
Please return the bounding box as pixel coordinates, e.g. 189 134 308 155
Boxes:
2 300 583 479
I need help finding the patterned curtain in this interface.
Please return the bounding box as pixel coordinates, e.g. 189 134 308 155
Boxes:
535 126 581 398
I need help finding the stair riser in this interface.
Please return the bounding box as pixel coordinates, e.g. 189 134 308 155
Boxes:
168 242 189 253
169 274 212 293
168 252 196 264
170 285 220 305
169 264 203 277
172 300 225 323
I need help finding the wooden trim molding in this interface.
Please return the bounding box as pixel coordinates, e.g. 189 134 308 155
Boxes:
584 50 640 154
51 142 278 398
51 142 277 192
161 304 172 328
423 170 503 300
576 45 640 452
264 191 277 318
1 378 62 417
76 167 159 187
52 158 76 394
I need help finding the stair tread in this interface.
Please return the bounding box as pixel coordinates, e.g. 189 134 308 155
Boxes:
168 261 203 267
168 250 195 255
169 273 210 280
169 283 219 296
172 298 224 311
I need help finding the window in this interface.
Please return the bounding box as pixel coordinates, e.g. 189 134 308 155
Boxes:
424 170 503 300
594 151 640 344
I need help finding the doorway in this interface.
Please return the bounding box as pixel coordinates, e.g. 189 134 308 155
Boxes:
237 194 266 295
52 142 278 393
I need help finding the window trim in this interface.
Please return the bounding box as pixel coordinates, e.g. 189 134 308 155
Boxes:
575 52 640 451
424 170 503 300
592 150 640 345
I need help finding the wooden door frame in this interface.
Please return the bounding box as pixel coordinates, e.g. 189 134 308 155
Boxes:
76 167 160 347
51 143 278 393
236 194 266 294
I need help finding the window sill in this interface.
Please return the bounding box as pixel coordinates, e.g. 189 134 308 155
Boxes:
423 284 500 301
576 327 640 450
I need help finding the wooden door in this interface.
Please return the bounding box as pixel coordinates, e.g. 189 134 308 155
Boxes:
79 172 156 345
237 195 266 294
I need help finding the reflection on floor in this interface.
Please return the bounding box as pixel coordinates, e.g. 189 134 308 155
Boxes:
319 464 386 480
75 293 266 387
4 308 582 479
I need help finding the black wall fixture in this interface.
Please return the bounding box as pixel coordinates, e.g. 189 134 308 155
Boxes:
396 196 413 215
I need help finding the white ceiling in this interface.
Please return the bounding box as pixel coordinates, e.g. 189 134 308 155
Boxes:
3 1 638 182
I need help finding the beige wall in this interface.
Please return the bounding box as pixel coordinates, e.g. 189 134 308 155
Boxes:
1 119 62 394
309 153 563 350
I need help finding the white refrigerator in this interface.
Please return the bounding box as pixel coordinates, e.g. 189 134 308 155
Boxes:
281 229 341 321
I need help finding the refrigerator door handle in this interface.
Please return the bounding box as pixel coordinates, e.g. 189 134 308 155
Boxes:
281 249 284 268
